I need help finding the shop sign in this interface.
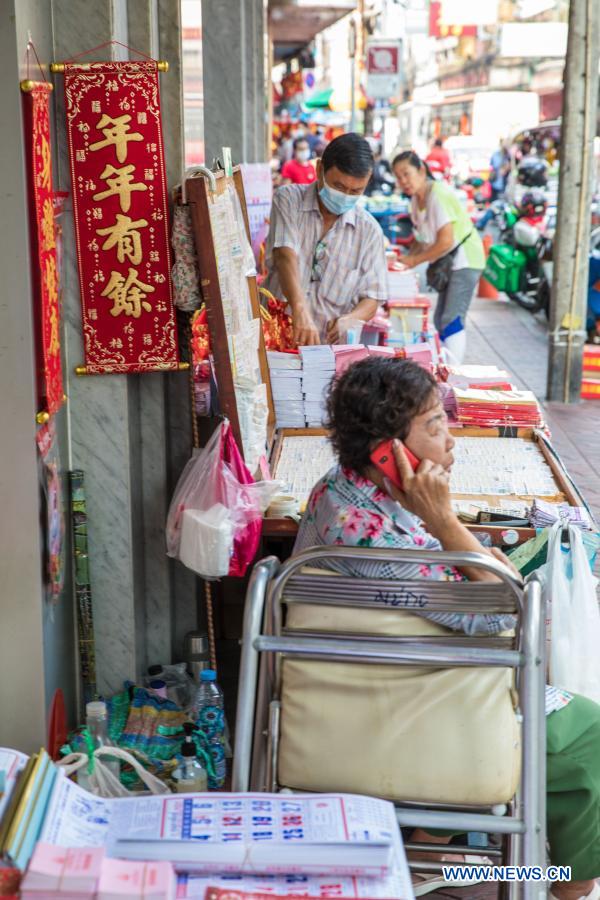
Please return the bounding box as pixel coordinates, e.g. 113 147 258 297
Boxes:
366 40 402 100
429 1 477 38
440 0 498 26
63 61 178 374
21 80 64 417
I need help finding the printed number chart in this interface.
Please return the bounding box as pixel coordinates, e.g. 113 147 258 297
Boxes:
271 434 337 506
450 436 563 499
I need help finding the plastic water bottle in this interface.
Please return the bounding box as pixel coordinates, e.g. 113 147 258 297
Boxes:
77 701 120 791
192 670 226 788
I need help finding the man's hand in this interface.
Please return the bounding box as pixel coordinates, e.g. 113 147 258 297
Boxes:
326 318 340 344
292 306 320 346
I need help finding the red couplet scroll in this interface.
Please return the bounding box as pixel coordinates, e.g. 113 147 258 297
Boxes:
63 61 178 374
21 80 64 416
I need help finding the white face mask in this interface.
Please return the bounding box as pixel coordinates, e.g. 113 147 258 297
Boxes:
296 148 311 163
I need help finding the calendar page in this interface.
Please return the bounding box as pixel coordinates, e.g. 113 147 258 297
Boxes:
272 435 336 507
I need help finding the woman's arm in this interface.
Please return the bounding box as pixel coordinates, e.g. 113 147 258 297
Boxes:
402 222 454 268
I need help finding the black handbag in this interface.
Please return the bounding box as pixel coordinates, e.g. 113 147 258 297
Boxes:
426 230 473 292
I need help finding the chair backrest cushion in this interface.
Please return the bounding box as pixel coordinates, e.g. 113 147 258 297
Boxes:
278 602 521 805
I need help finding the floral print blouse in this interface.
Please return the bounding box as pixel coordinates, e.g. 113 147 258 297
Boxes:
293 464 571 715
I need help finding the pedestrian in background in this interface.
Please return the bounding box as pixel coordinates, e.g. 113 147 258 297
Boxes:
490 140 511 202
281 136 317 186
393 150 485 364
425 137 452 179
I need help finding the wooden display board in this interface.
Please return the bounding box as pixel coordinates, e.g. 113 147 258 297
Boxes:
262 426 591 544
185 167 274 467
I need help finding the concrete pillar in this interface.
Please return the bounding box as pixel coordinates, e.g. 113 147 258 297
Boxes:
0 1 51 752
201 0 268 167
48 0 194 695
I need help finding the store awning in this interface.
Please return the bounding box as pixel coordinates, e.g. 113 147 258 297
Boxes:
270 1 354 61
305 86 368 112
305 88 334 109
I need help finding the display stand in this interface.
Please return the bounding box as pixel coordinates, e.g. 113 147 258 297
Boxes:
182 175 592 551
184 167 274 466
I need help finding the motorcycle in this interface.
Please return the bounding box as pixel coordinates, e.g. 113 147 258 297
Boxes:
483 190 552 315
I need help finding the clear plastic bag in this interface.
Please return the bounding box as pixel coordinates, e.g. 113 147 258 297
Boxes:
145 662 195 710
166 420 280 578
545 521 600 703
57 746 171 798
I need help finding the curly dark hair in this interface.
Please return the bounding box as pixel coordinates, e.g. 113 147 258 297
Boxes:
325 357 439 474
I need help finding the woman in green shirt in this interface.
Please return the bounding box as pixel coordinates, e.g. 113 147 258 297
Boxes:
393 151 485 364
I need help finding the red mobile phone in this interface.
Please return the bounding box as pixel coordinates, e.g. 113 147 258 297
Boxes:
370 440 420 490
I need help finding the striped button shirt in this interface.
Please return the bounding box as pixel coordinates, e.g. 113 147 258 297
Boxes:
293 464 572 717
264 183 388 340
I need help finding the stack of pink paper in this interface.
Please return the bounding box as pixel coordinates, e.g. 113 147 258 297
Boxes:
446 365 514 391
20 844 105 900
97 860 176 900
21 845 176 900
401 342 437 370
453 388 543 427
366 345 396 357
331 344 369 376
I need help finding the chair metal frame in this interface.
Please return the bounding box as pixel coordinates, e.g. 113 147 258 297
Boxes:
233 546 546 900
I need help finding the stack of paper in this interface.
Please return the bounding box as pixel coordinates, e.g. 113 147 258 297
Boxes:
454 388 543 428
39 781 405 884
331 344 369 377
387 267 418 300
20 844 105 900
0 748 28 824
401 342 435 370
529 499 592 530
21 846 176 900
0 748 58 872
446 365 514 391
366 345 396 358
267 351 304 428
439 383 458 422
97 860 176 900
300 346 335 426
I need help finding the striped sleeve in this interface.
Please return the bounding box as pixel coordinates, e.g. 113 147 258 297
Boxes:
267 186 300 254
357 221 389 302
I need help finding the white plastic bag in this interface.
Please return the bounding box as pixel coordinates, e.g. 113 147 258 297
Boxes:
546 521 600 703
57 746 171 798
165 420 281 578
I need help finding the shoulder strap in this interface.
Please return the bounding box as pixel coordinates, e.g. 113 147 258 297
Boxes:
450 228 474 256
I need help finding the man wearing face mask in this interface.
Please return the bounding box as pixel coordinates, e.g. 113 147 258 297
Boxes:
265 132 388 345
281 137 317 185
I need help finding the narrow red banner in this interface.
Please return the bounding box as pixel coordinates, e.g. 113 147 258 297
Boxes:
21 80 64 417
63 61 178 374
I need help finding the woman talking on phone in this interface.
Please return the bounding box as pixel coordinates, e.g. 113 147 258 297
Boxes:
294 357 600 899
393 151 485 364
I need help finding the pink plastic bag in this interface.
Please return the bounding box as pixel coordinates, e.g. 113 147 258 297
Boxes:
166 420 279 578
221 423 262 576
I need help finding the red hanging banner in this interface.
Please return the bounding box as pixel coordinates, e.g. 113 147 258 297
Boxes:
21 80 65 417
63 61 178 374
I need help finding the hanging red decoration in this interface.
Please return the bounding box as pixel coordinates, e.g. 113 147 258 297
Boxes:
21 80 64 417
62 60 178 374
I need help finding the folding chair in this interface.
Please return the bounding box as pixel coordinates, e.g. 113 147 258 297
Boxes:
233 546 546 900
